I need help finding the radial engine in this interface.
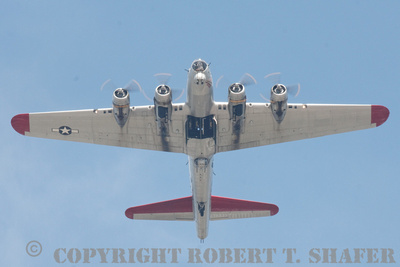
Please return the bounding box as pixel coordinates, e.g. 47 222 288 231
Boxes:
113 88 130 127
270 84 288 123
154 84 172 135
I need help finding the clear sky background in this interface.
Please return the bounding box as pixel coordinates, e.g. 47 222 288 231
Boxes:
1 1 399 266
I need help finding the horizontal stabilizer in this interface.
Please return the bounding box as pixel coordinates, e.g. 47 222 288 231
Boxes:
210 196 279 221
125 196 194 221
125 196 278 221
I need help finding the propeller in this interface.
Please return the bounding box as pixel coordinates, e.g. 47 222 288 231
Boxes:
100 79 143 93
264 72 301 97
153 73 185 102
154 73 172 85
239 73 257 87
215 73 257 89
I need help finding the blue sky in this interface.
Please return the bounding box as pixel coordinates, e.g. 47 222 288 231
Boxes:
1 1 399 266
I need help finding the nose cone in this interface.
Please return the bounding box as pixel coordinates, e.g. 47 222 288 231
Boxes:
194 72 206 81
191 59 207 72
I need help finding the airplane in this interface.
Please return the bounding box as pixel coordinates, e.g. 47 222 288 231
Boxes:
11 59 390 241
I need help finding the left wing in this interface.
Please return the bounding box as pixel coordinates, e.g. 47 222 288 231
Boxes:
216 104 389 153
11 105 186 153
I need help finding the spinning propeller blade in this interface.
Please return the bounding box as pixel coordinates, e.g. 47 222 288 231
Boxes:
154 73 172 85
216 73 257 89
239 73 257 87
153 73 184 102
100 79 142 92
263 72 301 98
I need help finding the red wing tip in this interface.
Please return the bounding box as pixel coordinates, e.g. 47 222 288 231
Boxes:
371 105 389 127
271 205 279 216
11 114 30 135
125 209 134 219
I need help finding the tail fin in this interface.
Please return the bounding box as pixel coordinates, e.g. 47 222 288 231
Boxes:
125 196 278 221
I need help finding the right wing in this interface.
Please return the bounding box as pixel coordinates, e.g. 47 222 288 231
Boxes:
216 103 389 153
11 105 187 153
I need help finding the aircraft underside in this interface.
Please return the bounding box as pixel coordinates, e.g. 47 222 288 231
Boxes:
11 59 389 240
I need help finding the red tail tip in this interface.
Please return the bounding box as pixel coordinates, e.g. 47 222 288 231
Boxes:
11 114 30 135
371 105 389 127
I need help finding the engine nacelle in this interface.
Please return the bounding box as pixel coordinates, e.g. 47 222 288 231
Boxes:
270 84 288 123
228 83 246 121
113 88 130 127
154 85 172 135
154 85 172 120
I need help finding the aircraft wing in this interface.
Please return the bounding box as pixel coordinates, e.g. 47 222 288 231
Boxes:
11 105 186 153
216 104 389 153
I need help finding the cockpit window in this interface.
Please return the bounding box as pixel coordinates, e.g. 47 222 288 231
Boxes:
192 60 207 72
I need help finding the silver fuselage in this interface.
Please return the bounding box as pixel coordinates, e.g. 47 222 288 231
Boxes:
185 60 215 240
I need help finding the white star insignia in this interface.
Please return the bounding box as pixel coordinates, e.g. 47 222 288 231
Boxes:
59 126 71 135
